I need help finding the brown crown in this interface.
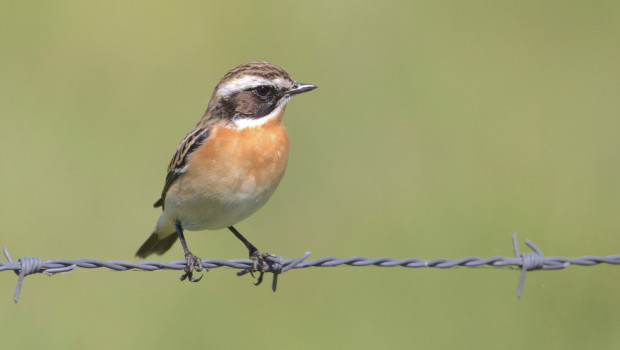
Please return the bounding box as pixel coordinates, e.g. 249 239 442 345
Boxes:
215 61 293 87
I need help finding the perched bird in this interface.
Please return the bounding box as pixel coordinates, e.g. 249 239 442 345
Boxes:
136 62 316 282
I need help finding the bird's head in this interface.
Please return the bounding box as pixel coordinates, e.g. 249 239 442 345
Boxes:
205 61 316 128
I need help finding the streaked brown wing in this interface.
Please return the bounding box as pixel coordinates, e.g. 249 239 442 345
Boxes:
154 127 211 209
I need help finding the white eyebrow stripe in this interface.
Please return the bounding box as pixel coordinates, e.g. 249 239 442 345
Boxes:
216 76 290 98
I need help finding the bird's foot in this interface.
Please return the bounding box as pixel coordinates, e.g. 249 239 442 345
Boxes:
249 251 276 286
180 251 204 282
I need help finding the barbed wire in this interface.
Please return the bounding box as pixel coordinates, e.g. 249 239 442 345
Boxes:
2 233 619 303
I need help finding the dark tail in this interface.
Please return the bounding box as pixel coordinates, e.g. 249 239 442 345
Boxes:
135 232 178 258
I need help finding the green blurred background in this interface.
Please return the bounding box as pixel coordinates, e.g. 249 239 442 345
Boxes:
1 1 619 349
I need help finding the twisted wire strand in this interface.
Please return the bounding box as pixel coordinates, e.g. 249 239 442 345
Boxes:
2 234 619 303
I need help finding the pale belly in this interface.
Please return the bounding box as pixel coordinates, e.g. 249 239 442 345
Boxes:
164 171 284 231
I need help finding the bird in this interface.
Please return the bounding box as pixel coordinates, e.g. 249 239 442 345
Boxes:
135 61 316 282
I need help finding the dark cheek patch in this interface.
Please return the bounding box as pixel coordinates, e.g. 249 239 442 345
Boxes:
235 91 259 116
229 91 277 120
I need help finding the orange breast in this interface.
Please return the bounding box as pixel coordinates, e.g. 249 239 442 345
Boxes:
183 110 290 199
161 107 291 230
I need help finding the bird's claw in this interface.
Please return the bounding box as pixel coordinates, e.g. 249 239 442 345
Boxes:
180 251 204 282
249 251 276 286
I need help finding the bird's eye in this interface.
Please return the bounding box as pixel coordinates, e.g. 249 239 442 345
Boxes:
254 85 273 99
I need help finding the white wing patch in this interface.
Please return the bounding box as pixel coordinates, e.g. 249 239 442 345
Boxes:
174 165 189 174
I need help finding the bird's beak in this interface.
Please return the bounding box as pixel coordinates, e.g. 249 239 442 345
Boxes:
288 82 317 96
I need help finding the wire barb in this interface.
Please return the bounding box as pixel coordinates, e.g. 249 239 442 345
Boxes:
512 234 542 299
2 236 620 303
3 247 45 303
511 233 574 298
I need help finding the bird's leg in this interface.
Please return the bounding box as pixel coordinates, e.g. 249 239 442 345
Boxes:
228 225 275 286
175 221 203 282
